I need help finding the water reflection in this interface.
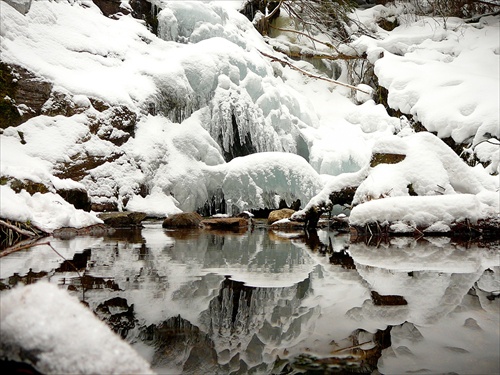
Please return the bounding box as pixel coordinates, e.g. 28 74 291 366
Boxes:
0 222 498 374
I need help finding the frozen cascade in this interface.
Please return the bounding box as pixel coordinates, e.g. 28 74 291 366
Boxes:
154 1 320 161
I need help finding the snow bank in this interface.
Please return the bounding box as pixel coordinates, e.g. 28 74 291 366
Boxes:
349 193 498 229
352 7 500 172
354 132 497 204
0 282 154 374
0 185 101 232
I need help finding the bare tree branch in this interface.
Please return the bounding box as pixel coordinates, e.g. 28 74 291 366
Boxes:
258 49 371 94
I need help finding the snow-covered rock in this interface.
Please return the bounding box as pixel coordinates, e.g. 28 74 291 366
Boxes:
0 282 154 374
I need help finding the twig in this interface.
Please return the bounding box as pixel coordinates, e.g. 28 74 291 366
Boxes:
258 49 371 94
46 242 82 279
268 24 340 52
0 239 49 258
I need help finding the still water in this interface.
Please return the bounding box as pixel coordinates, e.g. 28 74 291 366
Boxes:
1 221 499 374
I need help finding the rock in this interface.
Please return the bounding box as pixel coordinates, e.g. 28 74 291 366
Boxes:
270 219 304 230
3 0 32 15
56 188 92 212
162 212 202 229
52 224 114 239
0 62 52 129
1 176 50 195
201 217 248 230
267 208 295 225
97 212 146 227
92 0 128 18
370 152 406 167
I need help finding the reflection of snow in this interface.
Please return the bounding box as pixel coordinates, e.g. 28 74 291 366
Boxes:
0 227 498 374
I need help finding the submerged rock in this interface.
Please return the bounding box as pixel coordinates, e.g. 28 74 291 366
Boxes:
162 212 203 229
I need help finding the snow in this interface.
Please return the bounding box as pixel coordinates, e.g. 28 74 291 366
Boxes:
350 194 497 228
0 185 101 232
0 282 154 374
0 0 498 229
125 189 182 218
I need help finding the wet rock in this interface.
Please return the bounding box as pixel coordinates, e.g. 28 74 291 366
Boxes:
237 211 254 219
97 211 146 228
162 212 203 229
201 217 248 230
52 224 114 239
268 208 295 225
296 186 358 230
91 201 119 212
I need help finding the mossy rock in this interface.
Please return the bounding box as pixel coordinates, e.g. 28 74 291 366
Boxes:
0 176 50 195
370 152 406 167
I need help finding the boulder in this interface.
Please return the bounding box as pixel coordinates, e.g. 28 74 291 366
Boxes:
97 212 146 228
201 217 248 230
267 208 295 225
162 212 202 229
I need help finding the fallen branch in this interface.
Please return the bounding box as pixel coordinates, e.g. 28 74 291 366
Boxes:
0 219 37 238
465 9 500 23
258 49 371 94
271 43 363 61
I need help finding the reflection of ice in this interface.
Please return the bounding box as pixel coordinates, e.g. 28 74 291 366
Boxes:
0 226 498 374
347 239 500 374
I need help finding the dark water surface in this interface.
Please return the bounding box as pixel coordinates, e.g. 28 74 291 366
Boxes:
1 221 499 374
